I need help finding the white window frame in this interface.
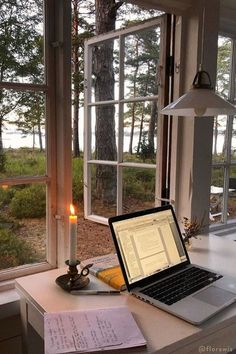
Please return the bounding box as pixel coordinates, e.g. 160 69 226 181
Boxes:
84 16 170 224
0 0 72 283
211 37 236 227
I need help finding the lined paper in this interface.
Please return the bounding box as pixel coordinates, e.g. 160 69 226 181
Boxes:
44 306 146 353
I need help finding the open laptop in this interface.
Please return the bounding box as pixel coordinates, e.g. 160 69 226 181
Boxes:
108 205 236 325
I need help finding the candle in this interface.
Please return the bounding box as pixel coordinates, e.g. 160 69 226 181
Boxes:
69 204 78 265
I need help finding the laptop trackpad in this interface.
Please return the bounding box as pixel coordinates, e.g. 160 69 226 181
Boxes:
193 286 235 307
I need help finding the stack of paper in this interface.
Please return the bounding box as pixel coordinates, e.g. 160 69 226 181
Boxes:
44 306 146 353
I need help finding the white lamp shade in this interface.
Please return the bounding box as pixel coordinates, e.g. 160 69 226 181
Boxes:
161 88 236 117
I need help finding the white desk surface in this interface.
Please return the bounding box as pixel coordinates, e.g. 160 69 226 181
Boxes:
16 235 236 354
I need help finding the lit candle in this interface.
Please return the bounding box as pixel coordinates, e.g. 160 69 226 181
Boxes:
69 204 78 265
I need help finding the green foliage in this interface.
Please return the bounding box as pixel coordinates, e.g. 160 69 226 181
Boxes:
0 150 6 172
0 149 45 178
0 228 40 269
9 184 46 219
72 157 84 203
137 134 155 161
211 168 223 187
123 168 155 201
216 36 232 99
0 215 19 232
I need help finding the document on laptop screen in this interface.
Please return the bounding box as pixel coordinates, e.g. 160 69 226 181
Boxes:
112 209 187 284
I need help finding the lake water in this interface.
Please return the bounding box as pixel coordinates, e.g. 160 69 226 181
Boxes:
2 127 230 155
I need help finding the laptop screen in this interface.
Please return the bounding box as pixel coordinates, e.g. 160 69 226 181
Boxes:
109 206 188 287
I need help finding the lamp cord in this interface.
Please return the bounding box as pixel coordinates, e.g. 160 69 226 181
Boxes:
199 2 206 70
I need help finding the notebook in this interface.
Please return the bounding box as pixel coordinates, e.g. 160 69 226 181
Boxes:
108 205 236 325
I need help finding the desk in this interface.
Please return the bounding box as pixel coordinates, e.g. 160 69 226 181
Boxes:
16 235 236 354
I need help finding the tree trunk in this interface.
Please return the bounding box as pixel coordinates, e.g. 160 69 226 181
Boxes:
213 117 218 156
38 120 43 151
94 0 122 201
148 101 157 156
0 90 4 151
147 62 158 156
137 103 145 154
32 126 35 149
129 41 139 155
0 115 5 172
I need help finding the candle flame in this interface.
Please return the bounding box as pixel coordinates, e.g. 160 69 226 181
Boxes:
70 204 75 215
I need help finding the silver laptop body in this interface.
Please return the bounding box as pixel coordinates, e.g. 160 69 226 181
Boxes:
109 205 236 325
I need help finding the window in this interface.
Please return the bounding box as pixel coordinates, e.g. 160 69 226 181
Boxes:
0 0 71 281
84 16 171 223
210 36 236 227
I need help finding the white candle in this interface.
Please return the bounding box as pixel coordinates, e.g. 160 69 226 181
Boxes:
69 204 77 265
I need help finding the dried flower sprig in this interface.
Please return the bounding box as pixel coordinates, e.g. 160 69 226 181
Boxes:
181 216 204 244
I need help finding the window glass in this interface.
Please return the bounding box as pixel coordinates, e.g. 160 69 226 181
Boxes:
90 38 119 102
122 166 155 213
228 168 236 221
0 0 44 84
210 167 224 223
123 100 157 162
0 89 46 178
90 104 118 161
0 183 46 271
90 164 117 217
124 27 160 99
216 36 232 98
231 117 236 161
212 115 227 163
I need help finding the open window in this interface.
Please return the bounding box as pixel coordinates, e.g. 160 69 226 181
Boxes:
0 0 71 282
210 36 236 228
84 15 172 223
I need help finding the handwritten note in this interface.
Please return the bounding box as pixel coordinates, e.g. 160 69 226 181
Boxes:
44 306 146 353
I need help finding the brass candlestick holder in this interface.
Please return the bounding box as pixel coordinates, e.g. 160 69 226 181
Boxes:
56 260 92 292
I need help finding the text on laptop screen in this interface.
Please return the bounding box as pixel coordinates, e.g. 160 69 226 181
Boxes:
112 209 187 285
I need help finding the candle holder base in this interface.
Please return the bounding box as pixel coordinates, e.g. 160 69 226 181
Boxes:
56 260 91 292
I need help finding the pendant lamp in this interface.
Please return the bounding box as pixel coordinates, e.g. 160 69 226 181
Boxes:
161 5 236 117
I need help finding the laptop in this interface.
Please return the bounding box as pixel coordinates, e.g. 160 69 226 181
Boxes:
108 205 236 325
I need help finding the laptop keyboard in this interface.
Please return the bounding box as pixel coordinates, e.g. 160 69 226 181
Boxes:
141 266 223 306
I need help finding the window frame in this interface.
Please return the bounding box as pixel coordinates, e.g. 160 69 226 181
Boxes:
210 37 236 228
0 0 72 282
84 16 171 224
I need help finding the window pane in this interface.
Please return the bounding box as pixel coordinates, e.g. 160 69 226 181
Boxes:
90 104 118 161
0 0 44 84
123 167 155 213
123 101 157 162
90 38 119 102
216 36 232 98
210 167 224 224
0 90 46 177
212 115 227 162
231 117 236 161
228 168 236 221
124 26 160 99
90 164 117 217
0 183 46 271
